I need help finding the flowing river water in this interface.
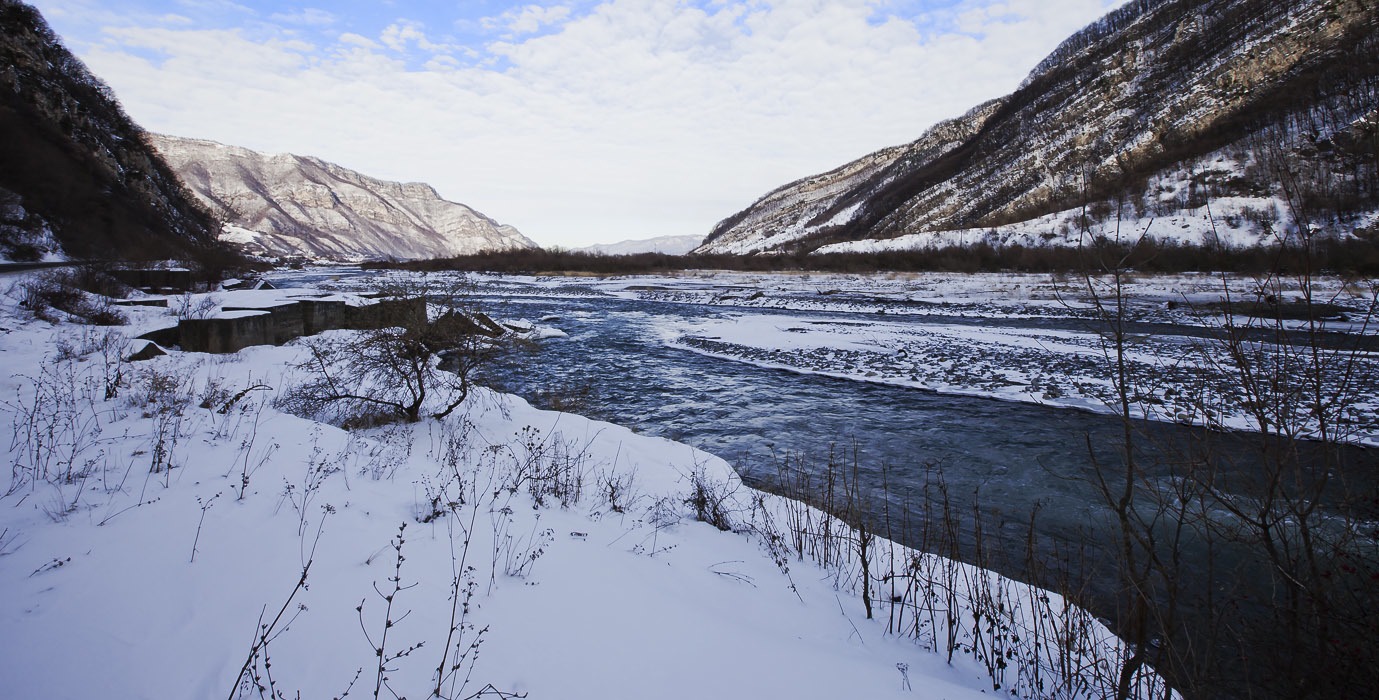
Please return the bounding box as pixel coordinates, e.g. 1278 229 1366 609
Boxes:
277 268 1378 695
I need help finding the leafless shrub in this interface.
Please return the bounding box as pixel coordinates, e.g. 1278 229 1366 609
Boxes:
127 363 197 416
197 376 232 412
683 463 738 531
15 270 128 325
646 495 680 530
189 490 222 563
1182 218 1379 696
4 357 110 494
355 424 414 481
426 427 501 700
277 428 338 537
280 280 504 428
47 327 129 401
173 292 220 320
227 395 275 502
498 515 553 580
498 425 591 508
231 426 517 700
0 527 20 557
754 446 1153 699
358 524 425 700
229 521 330 700
596 467 639 514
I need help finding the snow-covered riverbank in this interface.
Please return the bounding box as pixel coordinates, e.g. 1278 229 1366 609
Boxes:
0 272 1171 699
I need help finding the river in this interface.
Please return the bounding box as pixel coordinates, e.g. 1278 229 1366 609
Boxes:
276 267 1379 697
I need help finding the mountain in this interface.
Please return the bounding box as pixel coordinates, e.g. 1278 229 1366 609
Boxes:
699 0 1379 255
0 0 223 262
575 234 704 256
151 135 539 262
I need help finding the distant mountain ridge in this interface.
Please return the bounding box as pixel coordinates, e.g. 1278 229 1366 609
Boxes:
152 135 538 261
575 234 704 256
0 0 222 262
699 0 1379 255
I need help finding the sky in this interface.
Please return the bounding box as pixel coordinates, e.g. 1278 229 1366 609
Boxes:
29 0 1126 248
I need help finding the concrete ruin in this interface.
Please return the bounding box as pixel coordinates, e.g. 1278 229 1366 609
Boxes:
139 297 429 354
107 268 194 294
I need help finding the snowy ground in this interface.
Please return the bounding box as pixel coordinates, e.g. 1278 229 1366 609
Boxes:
0 271 1170 700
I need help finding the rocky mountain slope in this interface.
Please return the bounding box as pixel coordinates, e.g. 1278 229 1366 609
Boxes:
699 0 1379 255
0 0 222 262
152 135 538 261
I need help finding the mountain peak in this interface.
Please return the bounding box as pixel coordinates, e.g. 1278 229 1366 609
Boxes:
151 134 538 261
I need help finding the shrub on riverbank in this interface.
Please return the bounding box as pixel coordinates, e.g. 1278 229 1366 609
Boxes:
368 237 1379 276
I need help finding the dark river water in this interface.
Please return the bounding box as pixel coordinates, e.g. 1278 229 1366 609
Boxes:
272 267 1370 568
479 293 1119 529
466 290 1252 564
275 269 1376 696
474 282 1379 699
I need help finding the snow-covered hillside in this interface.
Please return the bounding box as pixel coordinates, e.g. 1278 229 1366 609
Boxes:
698 0 1379 255
153 134 538 262
812 168 1379 255
699 101 1001 255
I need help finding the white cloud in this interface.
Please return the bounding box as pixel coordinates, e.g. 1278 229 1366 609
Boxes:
269 8 336 27
338 32 380 50
379 19 457 54
174 0 252 14
58 0 1126 247
485 4 574 36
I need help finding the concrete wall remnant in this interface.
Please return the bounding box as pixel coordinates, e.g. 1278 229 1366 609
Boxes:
138 296 451 354
176 311 273 354
108 269 194 293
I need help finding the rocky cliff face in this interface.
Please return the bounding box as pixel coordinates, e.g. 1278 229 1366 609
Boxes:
152 135 539 261
699 0 1379 255
0 0 222 262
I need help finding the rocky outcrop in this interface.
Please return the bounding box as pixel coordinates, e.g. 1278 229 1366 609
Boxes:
0 1 223 262
151 135 539 261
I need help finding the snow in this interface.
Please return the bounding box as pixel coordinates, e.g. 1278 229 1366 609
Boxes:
501 318 567 340
814 196 1295 255
220 224 263 246
0 272 1173 700
211 289 358 308
214 308 270 320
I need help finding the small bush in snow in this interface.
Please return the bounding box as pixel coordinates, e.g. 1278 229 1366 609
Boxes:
684 465 737 531
172 292 220 320
14 269 129 325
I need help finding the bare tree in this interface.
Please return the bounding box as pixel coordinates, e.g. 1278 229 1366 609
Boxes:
284 277 506 427
1070 127 1379 699
1184 137 1379 698
1074 201 1193 700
